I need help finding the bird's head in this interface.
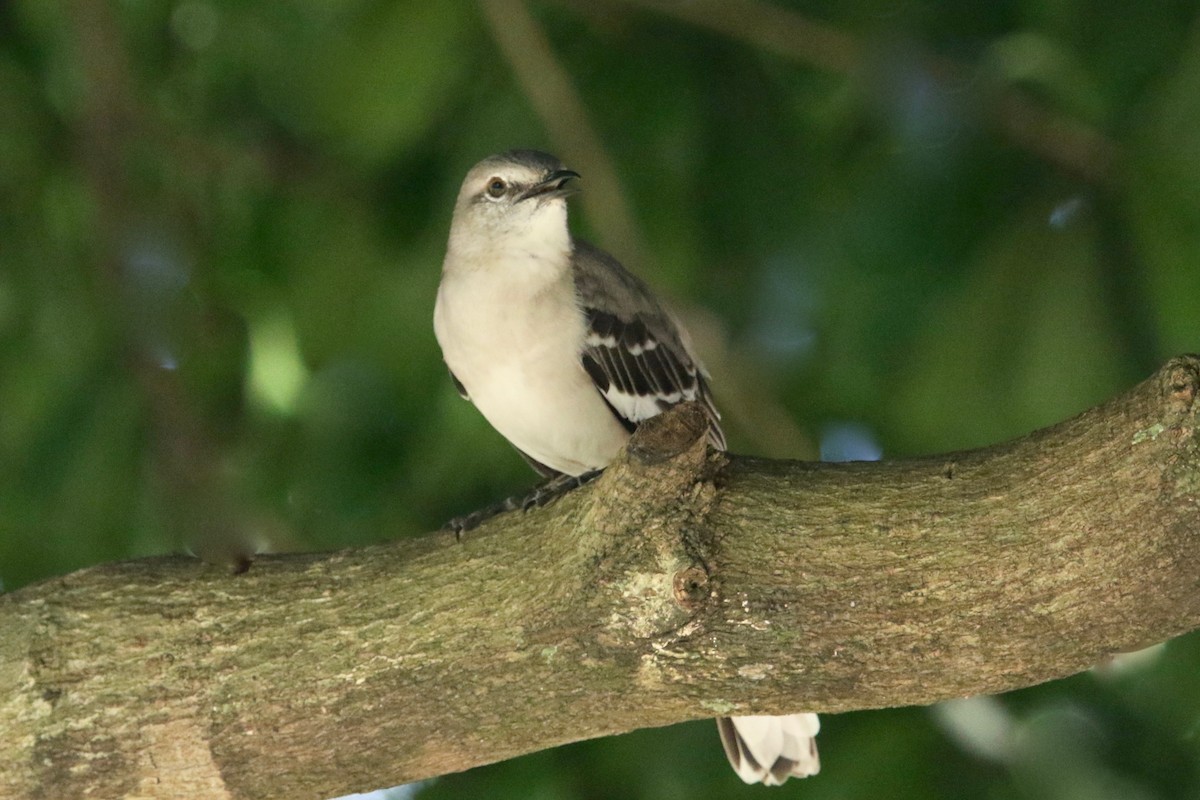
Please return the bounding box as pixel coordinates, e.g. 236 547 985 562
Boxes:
446 150 579 267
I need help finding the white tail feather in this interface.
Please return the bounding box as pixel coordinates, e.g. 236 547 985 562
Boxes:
718 713 820 786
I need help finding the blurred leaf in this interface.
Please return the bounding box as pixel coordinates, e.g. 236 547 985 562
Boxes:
986 32 1105 122
1125 31 1200 359
892 194 1125 452
307 2 476 164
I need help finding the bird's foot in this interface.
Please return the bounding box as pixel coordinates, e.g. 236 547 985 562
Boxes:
445 470 602 539
445 496 522 539
519 469 602 510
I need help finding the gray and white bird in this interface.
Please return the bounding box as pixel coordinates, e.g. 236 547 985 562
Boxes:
433 149 820 786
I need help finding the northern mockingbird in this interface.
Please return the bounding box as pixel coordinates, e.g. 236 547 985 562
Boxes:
434 149 820 785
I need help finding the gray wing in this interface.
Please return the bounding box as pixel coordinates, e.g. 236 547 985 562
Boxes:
572 240 725 450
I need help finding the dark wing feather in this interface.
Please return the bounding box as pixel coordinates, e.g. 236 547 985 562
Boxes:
572 241 725 450
515 449 562 479
447 367 469 400
581 353 638 434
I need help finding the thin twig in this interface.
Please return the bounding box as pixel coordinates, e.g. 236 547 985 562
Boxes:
610 0 1118 182
68 0 259 567
478 0 647 264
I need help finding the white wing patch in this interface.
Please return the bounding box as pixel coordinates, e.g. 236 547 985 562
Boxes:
581 309 716 436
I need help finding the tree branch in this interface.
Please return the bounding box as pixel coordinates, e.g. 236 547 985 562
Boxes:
3 357 1198 800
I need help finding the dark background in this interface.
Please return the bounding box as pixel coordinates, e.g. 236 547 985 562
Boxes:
2 1 1199 798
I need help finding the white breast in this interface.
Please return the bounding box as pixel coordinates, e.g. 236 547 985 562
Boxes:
434 257 630 476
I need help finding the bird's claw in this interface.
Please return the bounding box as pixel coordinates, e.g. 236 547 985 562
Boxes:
445 469 602 539
520 469 601 510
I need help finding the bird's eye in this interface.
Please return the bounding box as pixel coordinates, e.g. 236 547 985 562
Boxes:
485 177 507 199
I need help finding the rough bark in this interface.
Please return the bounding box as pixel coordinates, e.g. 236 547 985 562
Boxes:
2 356 1198 800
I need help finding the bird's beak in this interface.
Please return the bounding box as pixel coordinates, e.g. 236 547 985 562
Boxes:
519 169 580 202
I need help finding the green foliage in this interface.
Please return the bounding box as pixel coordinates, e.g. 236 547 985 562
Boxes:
1 0 1197 797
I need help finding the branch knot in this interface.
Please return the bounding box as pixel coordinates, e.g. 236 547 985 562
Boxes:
672 566 710 610
1162 355 1200 419
625 402 710 465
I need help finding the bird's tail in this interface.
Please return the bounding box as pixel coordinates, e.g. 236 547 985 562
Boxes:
717 713 820 786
